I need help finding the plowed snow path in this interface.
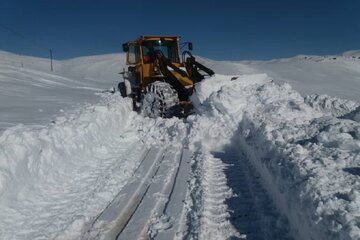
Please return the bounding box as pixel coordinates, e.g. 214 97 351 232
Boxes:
84 147 192 240
78 113 292 240
78 97 293 239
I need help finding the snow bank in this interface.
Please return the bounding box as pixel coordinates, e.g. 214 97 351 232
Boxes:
236 53 360 102
0 94 144 239
192 74 360 239
304 94 359 117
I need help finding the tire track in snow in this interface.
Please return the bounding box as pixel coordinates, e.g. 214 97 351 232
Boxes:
114 148 192 240
115 148 168 240
212 147 293 240
150 149 192 240
184 151 241 240
84 146 193 240
84 147 165 239
199 152 242 239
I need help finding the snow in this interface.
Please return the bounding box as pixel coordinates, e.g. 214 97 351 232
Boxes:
191 73 360 239
0 95 143 239
200 53 360 102
304 94 359 117
0 51 124 128
343 50 360 58
1 50 360 239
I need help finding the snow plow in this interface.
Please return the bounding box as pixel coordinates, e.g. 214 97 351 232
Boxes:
119 35 214 117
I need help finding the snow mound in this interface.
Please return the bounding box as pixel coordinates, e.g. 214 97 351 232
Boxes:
304 94 360 117
191 74 360 240
0 94 143 239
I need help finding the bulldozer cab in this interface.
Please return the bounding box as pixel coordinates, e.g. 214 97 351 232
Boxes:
123 36 181 65
123 36 186 88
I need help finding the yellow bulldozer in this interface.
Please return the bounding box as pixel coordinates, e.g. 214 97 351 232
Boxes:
118 35 214 117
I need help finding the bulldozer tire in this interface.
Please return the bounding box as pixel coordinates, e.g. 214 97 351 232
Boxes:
118 82 127 97
141 81 179 118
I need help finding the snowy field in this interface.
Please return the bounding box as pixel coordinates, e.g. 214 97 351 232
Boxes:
1 50 360 239
0 51 121 128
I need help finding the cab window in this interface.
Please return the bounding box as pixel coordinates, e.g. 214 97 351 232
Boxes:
141 40 179 63
127 43 139 64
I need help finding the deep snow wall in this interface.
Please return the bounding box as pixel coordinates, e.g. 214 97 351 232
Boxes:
192 74 360 240
0 94 145 239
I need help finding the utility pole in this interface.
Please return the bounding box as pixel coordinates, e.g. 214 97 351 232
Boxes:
49 49 53 72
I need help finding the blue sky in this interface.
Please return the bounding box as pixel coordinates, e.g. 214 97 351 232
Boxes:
0 0 359 60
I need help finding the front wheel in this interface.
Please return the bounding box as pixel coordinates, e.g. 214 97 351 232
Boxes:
141 81 180 118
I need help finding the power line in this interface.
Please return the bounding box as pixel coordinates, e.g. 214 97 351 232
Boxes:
0 22 54 71
0 22 47 51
